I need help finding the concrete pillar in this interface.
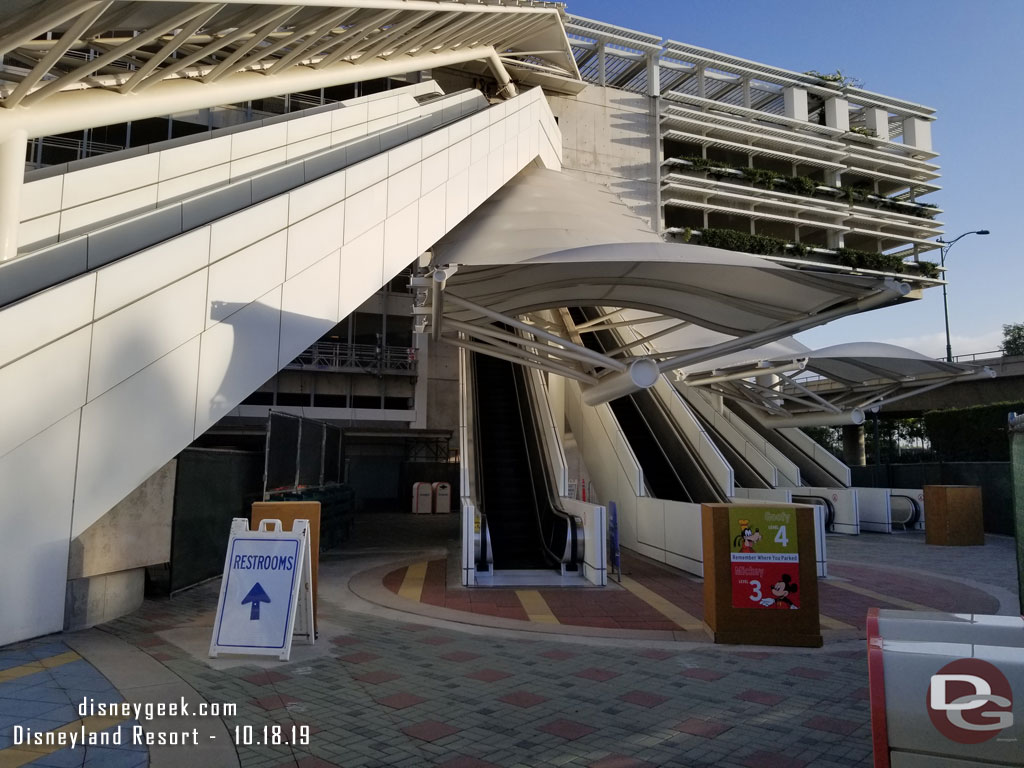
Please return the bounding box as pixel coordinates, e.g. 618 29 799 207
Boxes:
825 97 850 132
646 54 660 98
784 87 808 121
864 107 889 140
697 66 706 99
902 117 932 151
597 43 606 87
0 128 28 263
412 335 430 429
842 423 867 466
742 78 751 109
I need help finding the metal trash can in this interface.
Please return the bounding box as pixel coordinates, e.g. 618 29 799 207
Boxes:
432 481 451 514
411 482 433 514
867 607 1023 767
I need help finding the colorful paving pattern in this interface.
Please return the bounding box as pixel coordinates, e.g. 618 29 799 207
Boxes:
382 548 1000 635
0 638 147 768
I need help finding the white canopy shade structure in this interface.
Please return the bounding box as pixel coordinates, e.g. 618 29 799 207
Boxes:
680 341 996 427
422 167 924 406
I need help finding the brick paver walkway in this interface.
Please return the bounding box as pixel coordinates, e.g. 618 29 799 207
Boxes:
1 523 1015 768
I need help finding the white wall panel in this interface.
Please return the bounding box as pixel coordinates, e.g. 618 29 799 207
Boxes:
387 165 421 217
339 223 385 320
0 328 90 460
88 271 207 400
61 153 160 209
388 138 422 175
288 169 346 224
448 138 471 175
95 228 210 318
74 338 201 537
60 186 159 237
347 153 389 195
230 121 287 161
17 212 59 249
209 196 288 262
0 274 95 369
158 135 231 180
444 169 469 231
467 158 488 210
278 250 342 368
344 181 387 243
194 286 282 437
0 413 80 646
206 231 287 327
286 110 332 144
286 134 332 163
383 202 419 280
229 147 287 179
417 185 446 254
285 200 345 279
21 174 64 221
420 148 448 194
157 164 230 205
332 102 368 130
422 126 450 158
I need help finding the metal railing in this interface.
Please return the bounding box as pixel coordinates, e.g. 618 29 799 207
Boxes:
285 341 417 374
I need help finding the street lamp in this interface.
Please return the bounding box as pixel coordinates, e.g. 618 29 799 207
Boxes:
936 229 989 363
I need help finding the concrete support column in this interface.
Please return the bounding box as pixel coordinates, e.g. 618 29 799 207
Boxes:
864 107 889 140
783 87 808 121
824 96 850 132
0 128 28 263
597 43 606 87
646 54 660 98
696 66 706 99
842 423 866 466
902 117 932 151
412 330 430 430
742 78 751 109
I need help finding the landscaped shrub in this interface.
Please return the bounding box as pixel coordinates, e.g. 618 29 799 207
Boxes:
924 401 1024 461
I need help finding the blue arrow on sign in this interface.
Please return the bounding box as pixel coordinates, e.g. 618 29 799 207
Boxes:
241 582 271 620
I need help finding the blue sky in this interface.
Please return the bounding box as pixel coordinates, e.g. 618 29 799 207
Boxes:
567 0 1023 359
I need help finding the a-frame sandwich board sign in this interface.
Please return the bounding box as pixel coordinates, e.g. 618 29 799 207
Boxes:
209 518 314 661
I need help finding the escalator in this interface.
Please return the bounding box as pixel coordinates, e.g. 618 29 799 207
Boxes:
473 352 579 571
569 308 725 503
689 407 771 490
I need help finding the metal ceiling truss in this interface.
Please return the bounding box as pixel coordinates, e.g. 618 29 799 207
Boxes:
0 0 580 108
414 262 922 409
690 360 996 427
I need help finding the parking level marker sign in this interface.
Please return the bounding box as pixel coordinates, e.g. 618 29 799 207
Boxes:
209 518 314 660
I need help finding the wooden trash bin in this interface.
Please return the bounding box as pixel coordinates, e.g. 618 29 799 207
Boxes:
924 485 983 546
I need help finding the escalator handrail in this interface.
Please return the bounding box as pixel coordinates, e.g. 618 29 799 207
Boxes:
468 352 491 570
510 363 574 567
516 363 580 565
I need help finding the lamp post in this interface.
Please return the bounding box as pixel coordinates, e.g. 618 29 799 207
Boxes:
936 229 989 363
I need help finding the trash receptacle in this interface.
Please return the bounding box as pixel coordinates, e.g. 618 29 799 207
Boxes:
924 485 983 546
432 482 451 514
867 607 1023 767
411 482 433 514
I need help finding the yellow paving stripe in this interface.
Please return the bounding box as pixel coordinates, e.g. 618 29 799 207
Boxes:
0 715 128 768
397 562 428 602
516 590 559 624
619 577 704 632
826 579 931 612
0 651 81 683
819 614 855 631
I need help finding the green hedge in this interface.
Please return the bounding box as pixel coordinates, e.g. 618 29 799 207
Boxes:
924 401 1024 461
674 156 937 219
686 227 939 278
